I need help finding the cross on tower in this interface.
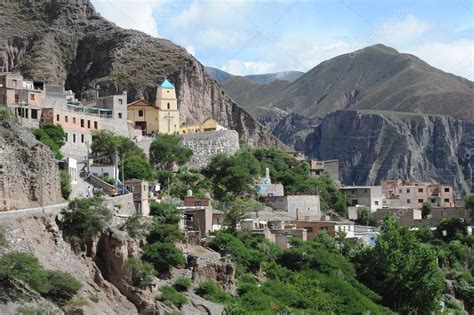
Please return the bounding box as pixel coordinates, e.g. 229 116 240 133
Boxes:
164 112 174 133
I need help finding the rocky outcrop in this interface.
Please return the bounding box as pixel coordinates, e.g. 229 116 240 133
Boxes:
0 120 63 211
304 110 474 196
186 249 236 295
0 0 286 149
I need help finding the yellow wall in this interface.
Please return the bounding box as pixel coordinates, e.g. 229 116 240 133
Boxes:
158 109 179 134
180 118 218 134
127 100 160 133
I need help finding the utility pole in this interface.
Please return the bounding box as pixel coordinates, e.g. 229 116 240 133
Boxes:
121 154 125 195
86 140 90 175
114 150 119 192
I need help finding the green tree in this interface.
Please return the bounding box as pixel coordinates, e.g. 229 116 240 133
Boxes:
59 170 72 199
218 197 263 232
205 149 261 199
124 155 155 180
357 215 444 313
124 258 156 289
356 207 372 225
421 202 432 219
436 217 467 241
149 134 193 170
149 202 181 224
143 242 185 274
33 125 66 159
60 196 112 243
464 193 474 221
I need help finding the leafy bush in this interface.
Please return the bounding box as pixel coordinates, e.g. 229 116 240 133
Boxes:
44 270 82 301
0 226 6 247
59 170 71 199
124 258 156 289
149 202 181 224
119 214 149 239
143 242 185 274
174 276 192 292
0 252 81 303
195 282 233 304
0 108 13 121
149 134 193 170
33 125 65 159
96 173 114 185
60 196 112 242
156 285 187 307
147 222 183 244
124 155 155 180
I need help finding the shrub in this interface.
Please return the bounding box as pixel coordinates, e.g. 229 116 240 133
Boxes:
147 222 183 244
59 170 71 199
0 252 81 303
149 202 181 224
0 226 6 247
60 196 112 241
156 285 187 308
119 214 149 239
143 242 185 274
0 108 13 121
44 270 82 301
195 282 233 304
174 276 192 291
124 258 156 289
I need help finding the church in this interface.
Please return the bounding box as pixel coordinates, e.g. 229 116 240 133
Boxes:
127 79 180 135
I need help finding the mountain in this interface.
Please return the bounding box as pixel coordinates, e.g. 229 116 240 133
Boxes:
205 67 303 84
302 110 473 197
0 0 286 149
244 71 304 84
224 44 474 122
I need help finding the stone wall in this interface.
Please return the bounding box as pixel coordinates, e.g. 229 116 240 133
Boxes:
0 120 63 211
182 130 240 170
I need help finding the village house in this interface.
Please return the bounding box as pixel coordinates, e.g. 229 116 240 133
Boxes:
381 179 455 209
178 192 223 238
180 117 226 134
372 207 422 227
260 194 322 220
241 218 307 249
255 168 285 197
124 179 160 216
339 186 384 215
309 159 340 183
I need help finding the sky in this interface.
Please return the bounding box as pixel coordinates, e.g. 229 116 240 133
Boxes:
90 0 474 79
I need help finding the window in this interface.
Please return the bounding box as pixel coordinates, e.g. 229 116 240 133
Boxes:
418 199 423 203
87 120 90 128
406 188 410 193
306 227 313 232
431 198 436 203
31 109 38 119
399 189 402 193
118 99 123 105
444 198 450 203
81 134 84 143
167 102 170 109
118 113 122 119
65 116 68 123
166 90 169 93
30 94 35 101
375 201 379 205
64 133 68 141
94 121 98 129
418 188 423 192
407 199 411 204
73 117 76 124
12 79 17 87
444 187 450 192
80 119 84 127
72 134 76 143
56 114 60 122
138 110 144 117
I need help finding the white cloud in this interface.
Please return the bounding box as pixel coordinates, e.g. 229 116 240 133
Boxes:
92 0 163 36
221 59 276 76
409 40 474 80
377 15 432 46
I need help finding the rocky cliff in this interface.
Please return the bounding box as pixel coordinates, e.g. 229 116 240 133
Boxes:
0 0 286 148
0 119 63 211
303 110 474 196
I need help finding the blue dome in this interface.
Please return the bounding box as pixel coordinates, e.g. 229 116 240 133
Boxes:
160 79 175 89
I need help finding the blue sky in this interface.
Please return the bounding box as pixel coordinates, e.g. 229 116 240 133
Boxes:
91 0 474 79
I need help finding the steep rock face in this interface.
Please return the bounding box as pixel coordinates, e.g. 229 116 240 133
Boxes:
273 113 321 149
0 0 285 148
0 120 63 211
305 111 474 196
